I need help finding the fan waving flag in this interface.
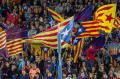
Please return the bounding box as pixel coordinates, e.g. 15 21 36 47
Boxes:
75 4 93 22
61 17 74 43
48 8 64 23
27 17 73 49
94 4 116 33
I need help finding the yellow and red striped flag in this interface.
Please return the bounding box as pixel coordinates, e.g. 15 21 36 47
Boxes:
6 38 23 56
48 8 64 23
77 21 100 38
0 31 9 59
114 16 120 28
110 47 117 67
41 47 52 60
31 44 52 60
73 38 84 63
27 17 73 49
94 4 116 33
0 31 6 50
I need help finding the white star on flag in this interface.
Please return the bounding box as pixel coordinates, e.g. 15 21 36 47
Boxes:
49 18 55 27
116 56 120 62
73 38 78 44
44 48 48 51
61 29 70 39
78 28 82 32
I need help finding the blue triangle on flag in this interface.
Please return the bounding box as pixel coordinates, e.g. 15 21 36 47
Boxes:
48 11 57 27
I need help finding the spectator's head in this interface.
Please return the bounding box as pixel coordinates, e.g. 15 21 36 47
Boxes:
26 60 30 66
88 72 93 78
30 25 36 30
31 63 37 69
92 66 95 72
52 56 56 61
62 72 67 79
89 45 93 48
22 70 26 76
103 72 108 78
82 61 86 67
5 62 10 67
72 73 77 78
6 20 11 25
80 72 85 77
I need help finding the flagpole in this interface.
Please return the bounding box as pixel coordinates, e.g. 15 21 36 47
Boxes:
58 23 62 79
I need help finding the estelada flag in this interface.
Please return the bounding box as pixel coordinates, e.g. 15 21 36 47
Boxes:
94 4 116 33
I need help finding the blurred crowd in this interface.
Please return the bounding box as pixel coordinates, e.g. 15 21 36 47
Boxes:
0 0 120 79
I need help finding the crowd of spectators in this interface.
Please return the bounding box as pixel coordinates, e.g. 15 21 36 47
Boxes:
0 0 120 79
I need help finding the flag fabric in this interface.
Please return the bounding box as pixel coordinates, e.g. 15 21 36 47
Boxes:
31 44 52 60
107 42 119 66
0 31 6 50
61 17 74 43
72 36 81 45
6 25 21 41
91 35 105 49
48 8 64 23
48 10 57 27
114 16 120 28
41 47 50 53
21 25 29 39
83 35 105 51
73 38 84 63
75 5 93 22
6 25 23 56
109 47 118 67
41 47 52 60
6 38 23 56
75 25 86 37
31 44 41 56
0 23 6 29
111 54 120 65
94 4 116 33
0 31 9 59
77 21 100 38
28 17 73 49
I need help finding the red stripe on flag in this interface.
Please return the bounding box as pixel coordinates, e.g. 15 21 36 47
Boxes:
77 34 100 38
8 49 23 55
41 41 66 48
6 40 21 45
100 25 110 30
97 6 112 13
50 12 60 19
82 21 99 25
34 32 57 38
